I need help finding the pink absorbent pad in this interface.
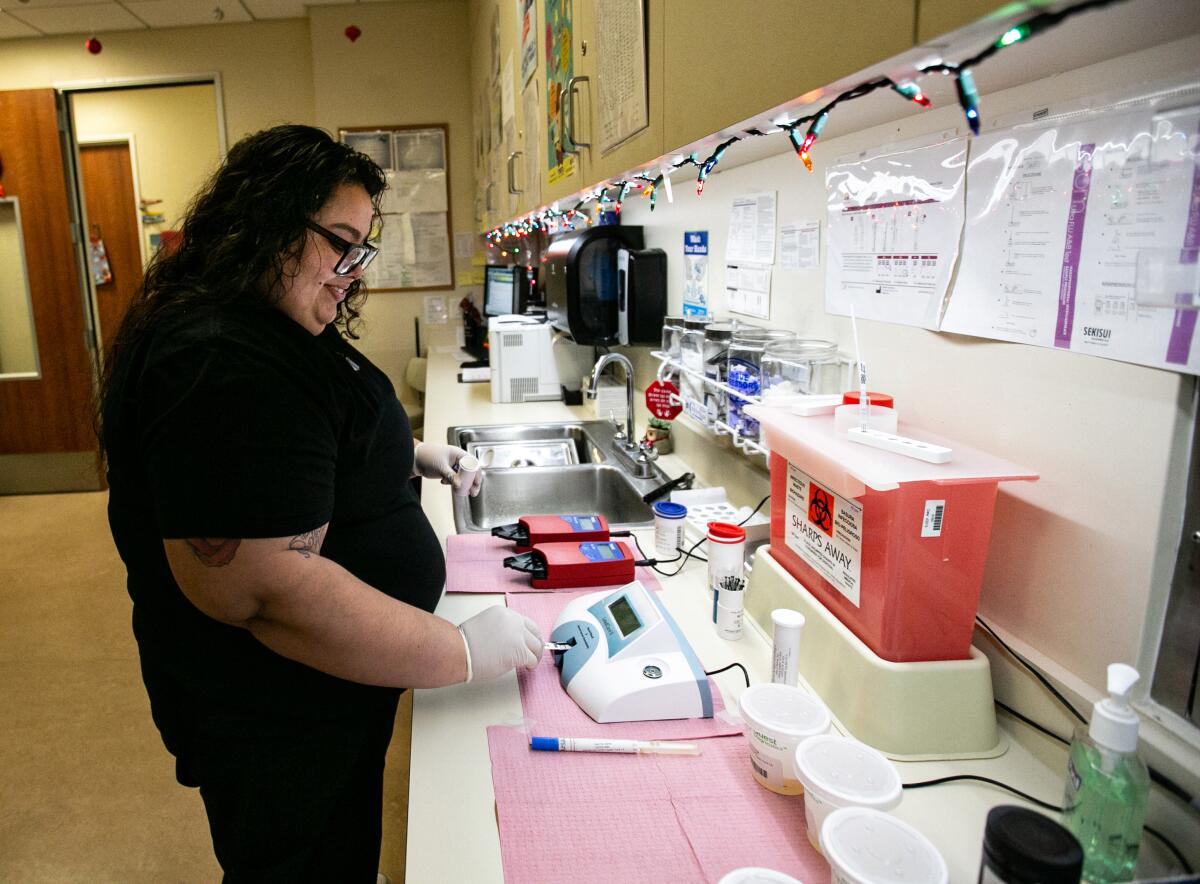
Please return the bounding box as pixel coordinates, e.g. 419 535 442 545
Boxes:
444 532 661 593
487 725 829 884
506 590 742 740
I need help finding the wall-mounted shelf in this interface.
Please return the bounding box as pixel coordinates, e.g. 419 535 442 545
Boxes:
651 349 770 462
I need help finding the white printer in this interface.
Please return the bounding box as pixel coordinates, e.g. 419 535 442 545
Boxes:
488 315 561 403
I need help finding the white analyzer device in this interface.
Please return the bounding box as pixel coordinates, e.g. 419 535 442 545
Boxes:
488 315 561 403
549 580 713 723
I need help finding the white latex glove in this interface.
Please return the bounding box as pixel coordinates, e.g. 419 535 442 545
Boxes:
412 442 484 496
456 605 543 683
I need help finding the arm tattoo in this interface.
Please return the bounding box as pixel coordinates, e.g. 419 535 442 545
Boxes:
288 527 326 559
186 537 241 567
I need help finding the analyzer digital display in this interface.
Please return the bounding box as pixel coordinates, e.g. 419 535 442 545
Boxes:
608 596 641 637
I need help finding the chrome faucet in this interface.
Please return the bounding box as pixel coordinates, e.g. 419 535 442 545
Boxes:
588 353 660 480
587 353 638 450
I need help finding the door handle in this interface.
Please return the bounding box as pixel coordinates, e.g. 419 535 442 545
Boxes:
507 151 524 194
564 75 590 153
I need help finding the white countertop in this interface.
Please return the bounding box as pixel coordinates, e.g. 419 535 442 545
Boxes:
407 338 1066 883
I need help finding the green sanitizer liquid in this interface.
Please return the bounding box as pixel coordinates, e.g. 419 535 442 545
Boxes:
1062 733 1149 883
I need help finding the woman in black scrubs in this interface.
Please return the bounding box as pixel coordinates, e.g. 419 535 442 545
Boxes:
100 125 542 882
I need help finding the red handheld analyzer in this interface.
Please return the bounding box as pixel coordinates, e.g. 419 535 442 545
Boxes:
503 540 635 589
492 514 610 552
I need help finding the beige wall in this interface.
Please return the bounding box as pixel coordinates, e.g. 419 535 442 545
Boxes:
0 20 314 145
309 1 478 409
0 3 480 408
73 85 222 258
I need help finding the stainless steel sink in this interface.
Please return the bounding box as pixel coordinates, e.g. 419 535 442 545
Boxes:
447 421 669 533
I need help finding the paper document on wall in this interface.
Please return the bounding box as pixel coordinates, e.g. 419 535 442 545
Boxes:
825 138 966 329
942 107 1200 373
382 169 448 215
366 212 452 290
726 191 777 265
726 263 771 319
594 0 648 154
780 221 820 270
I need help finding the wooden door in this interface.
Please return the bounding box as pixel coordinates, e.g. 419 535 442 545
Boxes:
0 89 101 491
80 143 143 359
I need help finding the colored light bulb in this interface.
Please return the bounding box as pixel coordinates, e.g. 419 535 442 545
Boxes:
800 151 813 172
892 81 931 107
956 68 980 135
997 24 1029 47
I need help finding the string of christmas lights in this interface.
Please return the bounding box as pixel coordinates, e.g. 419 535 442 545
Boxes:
485 0 1126 244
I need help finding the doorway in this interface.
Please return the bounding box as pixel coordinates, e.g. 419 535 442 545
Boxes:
0 78 225 494
79 139 144 358
69 80 224 363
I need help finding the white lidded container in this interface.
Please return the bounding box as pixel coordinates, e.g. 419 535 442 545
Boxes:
793 734 901 852
738 684 831 795
819 806 947 884
718 868 804 884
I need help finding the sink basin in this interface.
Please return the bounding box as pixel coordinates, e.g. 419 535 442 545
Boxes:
447 421 668 534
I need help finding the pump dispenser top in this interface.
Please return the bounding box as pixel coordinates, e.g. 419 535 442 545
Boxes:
1088 663 1140 754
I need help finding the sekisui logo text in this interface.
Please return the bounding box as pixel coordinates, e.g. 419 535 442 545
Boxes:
1081 325 1111 342
808 483 835 537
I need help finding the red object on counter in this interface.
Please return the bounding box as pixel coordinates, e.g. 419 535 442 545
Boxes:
841 391 894 409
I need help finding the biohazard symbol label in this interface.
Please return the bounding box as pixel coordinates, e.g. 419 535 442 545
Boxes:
808 484 834 537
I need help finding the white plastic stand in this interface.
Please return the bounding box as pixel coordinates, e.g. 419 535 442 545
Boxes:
746 548 1007 761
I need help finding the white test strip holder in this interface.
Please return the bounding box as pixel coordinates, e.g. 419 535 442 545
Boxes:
847 427 953 464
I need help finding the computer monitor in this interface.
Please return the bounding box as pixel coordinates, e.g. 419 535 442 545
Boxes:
484 265 518 317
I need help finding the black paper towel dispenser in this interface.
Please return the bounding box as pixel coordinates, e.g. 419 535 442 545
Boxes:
543 225 645 345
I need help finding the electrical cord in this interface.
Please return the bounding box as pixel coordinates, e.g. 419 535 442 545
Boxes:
902 774 1062 813
738 494 771 526
975 616 1086 723
705 662 751 688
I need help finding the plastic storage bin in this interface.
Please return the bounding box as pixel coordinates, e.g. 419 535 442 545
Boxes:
747 404 1036 663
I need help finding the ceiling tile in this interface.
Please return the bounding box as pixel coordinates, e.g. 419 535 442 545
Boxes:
124 0 252 28
0 0 115 8
0 11 41 37
5 3 146 35
238 0 309 19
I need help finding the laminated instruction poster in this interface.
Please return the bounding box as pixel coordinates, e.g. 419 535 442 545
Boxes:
942 107 1200 373
825 137 967 329
544 0 577 184
682 230 708 317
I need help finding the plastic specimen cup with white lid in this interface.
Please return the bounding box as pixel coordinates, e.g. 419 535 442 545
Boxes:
738 683 830 795
794 733 902 851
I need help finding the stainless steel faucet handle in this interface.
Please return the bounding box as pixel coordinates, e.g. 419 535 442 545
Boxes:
608 410 627 442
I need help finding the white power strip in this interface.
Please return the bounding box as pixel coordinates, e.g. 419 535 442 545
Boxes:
846 427 952 463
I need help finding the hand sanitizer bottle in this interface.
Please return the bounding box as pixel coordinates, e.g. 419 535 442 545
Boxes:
1061 663 1150 883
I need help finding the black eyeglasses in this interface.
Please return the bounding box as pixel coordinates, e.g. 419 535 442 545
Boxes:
305 220 379 275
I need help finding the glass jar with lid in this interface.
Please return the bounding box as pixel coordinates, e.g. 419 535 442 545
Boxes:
659 316 685 385
761 339 842 401
702 321 738 426
727 327 795 439
679 317 711 424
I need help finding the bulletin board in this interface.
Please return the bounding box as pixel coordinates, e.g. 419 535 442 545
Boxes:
339 124 455 292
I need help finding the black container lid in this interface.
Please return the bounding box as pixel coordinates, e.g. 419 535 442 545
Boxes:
983 806 1083 884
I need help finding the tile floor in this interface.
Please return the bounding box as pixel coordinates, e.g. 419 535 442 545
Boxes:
0 491 411 882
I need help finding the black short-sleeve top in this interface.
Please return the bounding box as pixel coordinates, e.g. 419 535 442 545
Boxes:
104 301 446 718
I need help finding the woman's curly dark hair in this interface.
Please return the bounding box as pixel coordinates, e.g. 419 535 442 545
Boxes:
96 124 386 440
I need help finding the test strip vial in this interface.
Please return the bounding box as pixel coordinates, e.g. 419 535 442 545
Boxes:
770 609 806 687
715 580 745 641
453 454 480 497
707 521 747 599
653 501 687 558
